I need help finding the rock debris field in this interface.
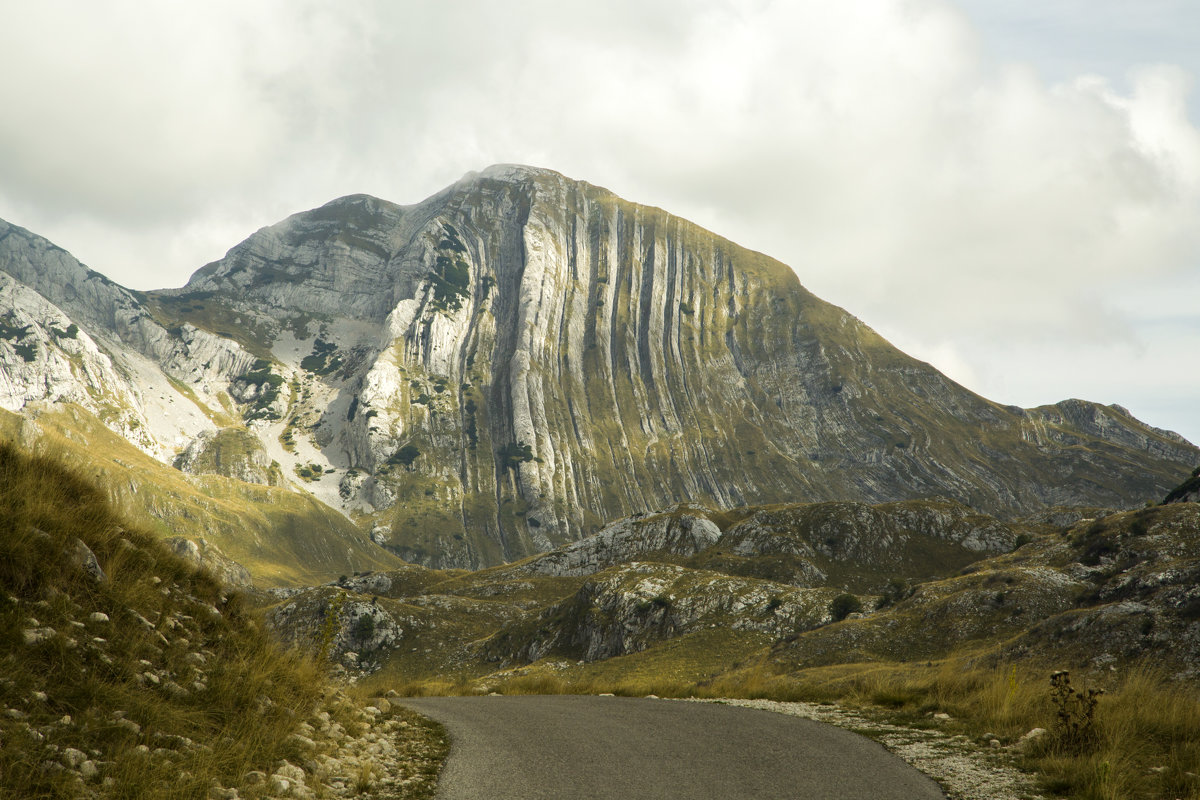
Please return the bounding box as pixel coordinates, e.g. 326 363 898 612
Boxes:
687 699 1045 800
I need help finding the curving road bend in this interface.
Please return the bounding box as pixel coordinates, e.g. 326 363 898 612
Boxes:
402 695 946 799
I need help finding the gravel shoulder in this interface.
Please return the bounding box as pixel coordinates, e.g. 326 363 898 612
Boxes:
689 699 1045 800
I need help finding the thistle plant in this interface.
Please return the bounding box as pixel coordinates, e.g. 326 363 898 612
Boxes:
1049 670 1103 752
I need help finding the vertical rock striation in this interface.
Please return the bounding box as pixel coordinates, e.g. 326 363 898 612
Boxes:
2 166 1196 569
157 165 1198 567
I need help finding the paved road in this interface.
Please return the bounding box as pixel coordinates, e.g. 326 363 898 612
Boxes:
402 695 946 799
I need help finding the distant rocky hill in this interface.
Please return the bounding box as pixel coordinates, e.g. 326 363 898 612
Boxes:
2 165 1196 572
1164 466 1200 504
263 498 1200 685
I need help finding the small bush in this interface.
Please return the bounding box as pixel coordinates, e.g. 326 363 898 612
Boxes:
353 613 376 643
874 578 911 610
388 444 421 470
498 441 537 470
829 593 862 622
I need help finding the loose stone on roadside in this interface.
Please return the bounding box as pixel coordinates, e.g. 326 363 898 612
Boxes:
687 699 1044 800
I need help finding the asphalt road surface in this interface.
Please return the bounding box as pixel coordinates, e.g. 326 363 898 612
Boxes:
402 695 946 799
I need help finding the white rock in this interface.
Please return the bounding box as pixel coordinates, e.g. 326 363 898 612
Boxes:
115 718 141 735
1017 727 1047 751
68 538 105 582
22 627 56 645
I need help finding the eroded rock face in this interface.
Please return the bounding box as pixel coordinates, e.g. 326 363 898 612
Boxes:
4 167 1198 571
152 166 1199 568
515 505 722 577
173 428 281 487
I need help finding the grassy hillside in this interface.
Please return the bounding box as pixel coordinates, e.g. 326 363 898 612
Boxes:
0 406 401 586
0 440 445 799
263 497 1200 800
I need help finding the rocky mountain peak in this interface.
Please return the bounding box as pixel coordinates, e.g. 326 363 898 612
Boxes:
2 168 1197 570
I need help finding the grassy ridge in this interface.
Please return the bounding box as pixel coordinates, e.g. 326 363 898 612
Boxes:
0 439 445 799
0 438 323 797
0 406 400 586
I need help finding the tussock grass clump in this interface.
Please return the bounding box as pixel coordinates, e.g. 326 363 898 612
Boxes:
0 440 335 798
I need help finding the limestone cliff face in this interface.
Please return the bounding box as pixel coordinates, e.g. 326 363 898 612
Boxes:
3 167 1197 571
0 221 253 401
151 165 1197 568
0 220 255 460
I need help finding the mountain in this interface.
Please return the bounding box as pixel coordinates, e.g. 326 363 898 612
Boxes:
1 165 1196 571
0 221 407 586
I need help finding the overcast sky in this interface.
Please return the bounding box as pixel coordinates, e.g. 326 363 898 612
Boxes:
1 1 1197 448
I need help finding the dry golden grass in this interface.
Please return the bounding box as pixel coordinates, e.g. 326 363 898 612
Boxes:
391 650 1200 800
0 439 337 799
716 660 1200 800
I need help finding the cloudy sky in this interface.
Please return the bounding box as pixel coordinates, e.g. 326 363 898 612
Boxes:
2 1 1198 447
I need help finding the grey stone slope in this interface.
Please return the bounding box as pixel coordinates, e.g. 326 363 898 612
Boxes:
158 164 1197 567
3 166 1197 572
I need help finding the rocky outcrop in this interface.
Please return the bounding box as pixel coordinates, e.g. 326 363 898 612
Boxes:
482 561 838 664
158 164 1196 567
267 588 404 675
172 427 281 486
503 497 1026 592
766 503 1200 676
4 167 1198 572
514 504 721 577
164 537 252 587
718 499 1019 577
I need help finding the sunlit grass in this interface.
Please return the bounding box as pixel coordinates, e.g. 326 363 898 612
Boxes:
0 439 337 798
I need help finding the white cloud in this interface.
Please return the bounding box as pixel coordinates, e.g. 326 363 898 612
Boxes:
0 0 1196 443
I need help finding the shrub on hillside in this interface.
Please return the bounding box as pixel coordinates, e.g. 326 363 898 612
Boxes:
829 593 862 622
